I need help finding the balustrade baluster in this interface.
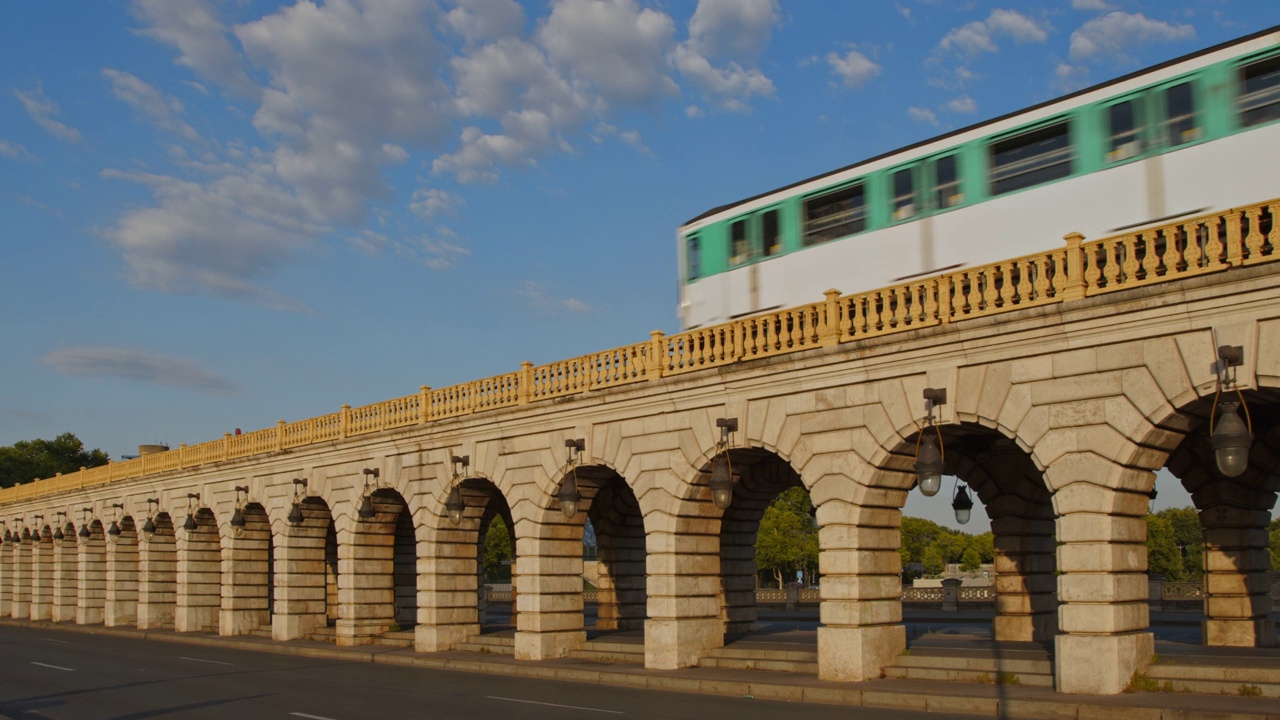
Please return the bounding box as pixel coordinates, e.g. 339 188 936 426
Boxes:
1205 216 1225 268
1140 230 1160 280
1245 207 1264 260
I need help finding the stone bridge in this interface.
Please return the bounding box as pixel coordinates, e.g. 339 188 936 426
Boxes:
2 201 1279 696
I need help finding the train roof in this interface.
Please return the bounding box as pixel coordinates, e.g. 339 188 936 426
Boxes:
682 23 1280 228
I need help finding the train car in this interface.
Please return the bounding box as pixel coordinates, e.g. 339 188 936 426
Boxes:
676 26 1280 330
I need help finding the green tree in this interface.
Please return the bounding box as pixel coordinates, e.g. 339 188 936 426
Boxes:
1269 518 1279 571
1145 507 1204 581
482 515 513 581
922 543 945 576
970 532 995 564
960 546 981 572
755 487 818 588
0 433 109 488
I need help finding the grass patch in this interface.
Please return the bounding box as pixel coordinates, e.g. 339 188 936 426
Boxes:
996 672 1021 686
1237 685 1263 697
1125 672 1161 693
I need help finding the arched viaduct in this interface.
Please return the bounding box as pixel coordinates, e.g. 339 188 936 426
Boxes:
2 203 1278 696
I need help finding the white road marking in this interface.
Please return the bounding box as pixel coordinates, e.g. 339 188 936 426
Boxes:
31 662 75 671
291 713 341 720
487 696 624 714
178 656 233 666
40 638 69 644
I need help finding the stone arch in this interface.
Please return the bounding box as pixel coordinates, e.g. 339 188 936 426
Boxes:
176 507 220 632
273 496 337 641
138 512 176 630
105 516 139 627
334 487 412 645
51 516 78 623
1137 387 1280 649
221 502 272 636
77 519 107 625
30 524 54 621
10 526 32 619
580 466 646 634
414 468 512 653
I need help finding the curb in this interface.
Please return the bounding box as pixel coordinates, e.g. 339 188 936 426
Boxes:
3 620 1277 720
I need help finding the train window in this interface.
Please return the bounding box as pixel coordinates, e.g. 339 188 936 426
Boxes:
892 168 915 221
1107 100 1142 162
730 219 749 266
989 121 1072 196
932 155 962 209
1163 82 1200 146
687 234 700 280
803 184 866 246
1239 55 1280 127
762 209 781 256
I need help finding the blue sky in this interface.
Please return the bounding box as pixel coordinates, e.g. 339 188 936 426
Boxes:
3 1 1278 531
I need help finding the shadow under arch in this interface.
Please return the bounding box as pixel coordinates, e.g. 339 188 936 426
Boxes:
137 512 176 630
221 502 273 636
1142 389 1280 648
272 497 337 641
78 519 107 625
335 487 415 644
574 464 646 637
176 507 220 633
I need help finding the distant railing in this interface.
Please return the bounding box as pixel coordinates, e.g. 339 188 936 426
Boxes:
4 199 1276 506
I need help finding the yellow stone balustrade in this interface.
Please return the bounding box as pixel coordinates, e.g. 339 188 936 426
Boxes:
3 199 1276 505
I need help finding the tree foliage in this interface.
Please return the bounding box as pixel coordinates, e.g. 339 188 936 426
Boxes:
755 487 818 587
898 515 994 580
1145 507 1204 581
482 515 513 581
0 433 109 489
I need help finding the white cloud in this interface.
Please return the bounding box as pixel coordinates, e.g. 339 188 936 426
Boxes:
397 233 470 270
947 95 977 113
908 106 939 126
686 0 778 60
826 48 882 89
410 188 464 219
1053 62 1091 92
443 0 526 44
937 9 1048 56
101 164 321 311
102 69 203 142
512 279 594 314
538 0 678 107
40 346 238 394
131 0 259 97
0 139 35 161
1072 0 1111 10
1069 12 1194 62
685 104 705 118
673 45 774 111
15 85 83 143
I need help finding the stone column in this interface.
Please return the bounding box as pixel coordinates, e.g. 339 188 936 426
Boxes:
335 522 395 645
175 517 221 632
415 521 480 653
77 530 107 625
645 520 723 670
1053 480 1153 695
0 541 10 616
990 511 1059 642
136 522 176 629
220 522 271 636
814 503 906 682
30 537 53 621
11 538 31 619
51 538 78 622
1200 504 1276 648
273 512 330 641
104 532 139 627
513 516 585 661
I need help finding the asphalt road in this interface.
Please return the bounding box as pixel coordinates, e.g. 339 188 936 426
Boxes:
0 624 987 720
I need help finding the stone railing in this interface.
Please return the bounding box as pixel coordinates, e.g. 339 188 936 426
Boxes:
4 199 1276 505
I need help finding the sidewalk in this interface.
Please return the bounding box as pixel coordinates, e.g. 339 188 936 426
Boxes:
3 618 1277 720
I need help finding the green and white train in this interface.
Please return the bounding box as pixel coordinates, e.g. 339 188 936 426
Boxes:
676 26 1280 330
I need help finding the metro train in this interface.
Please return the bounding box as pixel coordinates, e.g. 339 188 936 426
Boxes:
676 26 1280 330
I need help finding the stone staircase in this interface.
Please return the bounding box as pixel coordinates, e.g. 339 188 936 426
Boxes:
568 633 646 664
697 634 819 674
454 631 516 655
302 626 413 648
1136 642 1280 697
883 637 1055 688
